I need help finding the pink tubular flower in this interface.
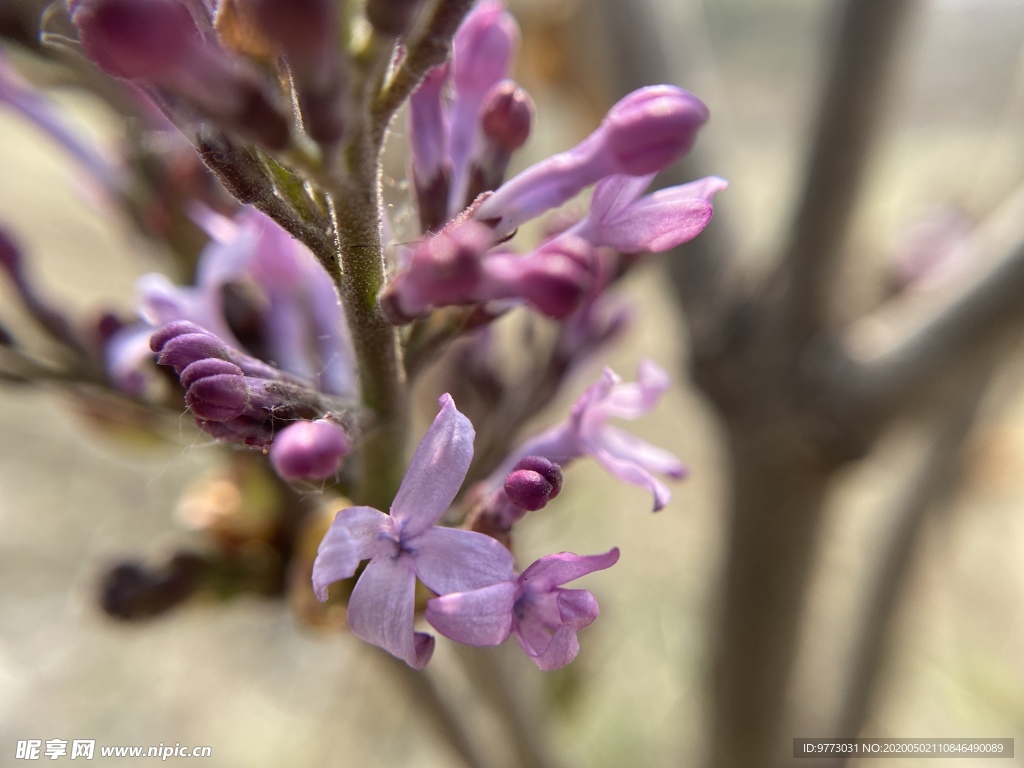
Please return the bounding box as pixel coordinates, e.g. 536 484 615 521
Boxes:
474 86 709 239
311 395 515 668
425 548 620 671
493 360 687 511
381 222 594 322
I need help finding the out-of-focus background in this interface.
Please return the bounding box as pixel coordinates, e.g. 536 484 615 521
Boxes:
2 0 1024 766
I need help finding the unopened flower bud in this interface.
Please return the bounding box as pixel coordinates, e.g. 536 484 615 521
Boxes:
269 418 351 481
72 0 290 151
72 0 200 81
480 80 532 153
475 85 708 238
504 456 562 511
603 85 708 176
185 371 249 421
484 235 594 319
365 0 426 37
381 222 492 323
462 79 533 203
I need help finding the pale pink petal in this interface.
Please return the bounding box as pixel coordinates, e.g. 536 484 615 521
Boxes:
413 527 516 594
592 447 673 511
602 198 712 253
587 173 654 223
519 549 620 593
599 426 687 480
391 394 476 536
599 359 671 420
311 506 393 601
348 555 434 668
522 624 580 671
557 588 600 630
425 581 517 646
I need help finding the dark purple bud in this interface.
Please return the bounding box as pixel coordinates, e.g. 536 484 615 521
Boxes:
269 418 351 481
99 552 207 621
480 80 533 153
179 358 244 388
152 321 305 383
71 0 200 81
504 456 562 511
185 372 249 421
365 0 426 37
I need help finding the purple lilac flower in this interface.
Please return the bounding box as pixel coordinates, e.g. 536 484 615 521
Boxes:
492 360 687 511
312 395 515 668
107 207 355 399
474 86 709 239
425 548 620 671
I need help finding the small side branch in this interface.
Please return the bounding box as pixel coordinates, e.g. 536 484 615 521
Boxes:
850 182 1024 419
835 357 1000 749
372 0 476 130
776 0 915 339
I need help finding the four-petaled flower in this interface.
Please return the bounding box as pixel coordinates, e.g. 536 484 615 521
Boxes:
493 360 687 511
312 394 515 668
426 548 620 671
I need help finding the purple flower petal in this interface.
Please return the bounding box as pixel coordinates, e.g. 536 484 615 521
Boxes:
425 581 517 646
515 623 580 671
590 446 673 511
311 506 393 601
390 394 476 536
587 174 654 222
348 555 434 669
413 526 515 594
599 426 687 480
519 549 620 594
556 588 601 630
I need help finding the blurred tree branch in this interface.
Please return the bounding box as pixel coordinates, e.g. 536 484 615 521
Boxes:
836 351 1003 750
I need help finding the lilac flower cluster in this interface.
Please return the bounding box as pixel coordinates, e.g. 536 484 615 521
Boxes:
0 0 722 668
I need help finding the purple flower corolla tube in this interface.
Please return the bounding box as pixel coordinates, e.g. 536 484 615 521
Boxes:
312 395 515 668
269 418 351 482
448 0 519 214
425 548 620 671
381 223 594 322
408 64 452 233
474 86 709 239
493 360 687 511
572 174 728 253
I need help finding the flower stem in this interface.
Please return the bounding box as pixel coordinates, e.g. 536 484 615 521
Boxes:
328 143 408 508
